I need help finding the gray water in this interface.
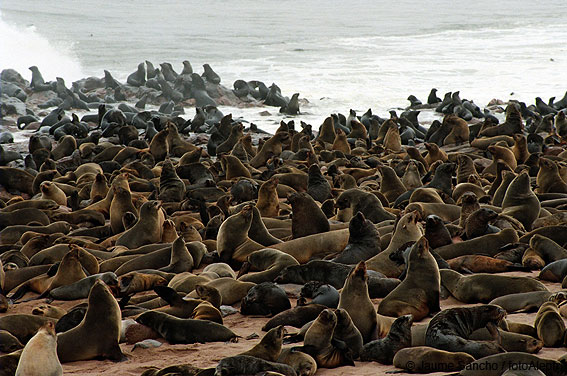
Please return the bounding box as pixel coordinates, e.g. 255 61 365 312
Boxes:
2 0 567 132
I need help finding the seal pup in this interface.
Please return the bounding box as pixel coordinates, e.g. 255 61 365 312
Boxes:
256 177 280 217
241 282 291 316
239 325 285 361
15 322 61 376
360 314 413 364
278 348 317 376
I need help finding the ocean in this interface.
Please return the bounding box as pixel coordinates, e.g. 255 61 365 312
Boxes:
2 0 567 133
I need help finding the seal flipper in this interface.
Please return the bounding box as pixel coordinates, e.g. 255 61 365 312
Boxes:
47 262 60 277
153 285 184 307
7 282 32 301
118 294 132 309
104 342 128 362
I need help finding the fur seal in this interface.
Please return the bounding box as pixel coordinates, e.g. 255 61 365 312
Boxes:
424 214 452 249
296 308 354 368
435 228 519 260
240 325 285 361
366 211 423 277
338 261 379 343
425 305 506 359
529 234 567 264
277 348 317 376
115 200 162 249
297 281 340 308
109 186 138 234
360 314 413 364
534 301 565 347
214 355 296 376
15 322 61 376
159 236 194 273
306 164 331 203
135 311 238 344
57 280 124 362
441 269 548 303
331 212 381 264
378 237 440 321
288 192 329 238
275 259 399 298
0 330 23 353
257 177 280 217
262 302 326 332
393 346 475 373
0 314 56 344
241 282 291 316
463 208 499 239
238 248 299 284
459 352 565 376
250 132 290 168
217 204 263 263
448 255 527 274
489 291 553 314
39 181 67 206
469 327 543 354
335 188 395 224
158 159 186 202
49 272 118 300
502 172 540 231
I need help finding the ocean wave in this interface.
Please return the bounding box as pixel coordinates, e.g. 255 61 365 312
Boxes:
0 12 85 83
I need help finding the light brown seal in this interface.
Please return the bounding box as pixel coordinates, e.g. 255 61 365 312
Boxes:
15 322 61 376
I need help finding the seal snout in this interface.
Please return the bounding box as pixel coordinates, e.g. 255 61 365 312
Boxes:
353 261 367 278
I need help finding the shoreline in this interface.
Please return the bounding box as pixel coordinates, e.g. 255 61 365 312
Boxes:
1 63 567 376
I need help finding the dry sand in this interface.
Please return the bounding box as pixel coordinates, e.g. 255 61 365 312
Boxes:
2 270 566 376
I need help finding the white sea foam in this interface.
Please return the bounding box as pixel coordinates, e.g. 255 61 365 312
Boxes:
0 11 85 83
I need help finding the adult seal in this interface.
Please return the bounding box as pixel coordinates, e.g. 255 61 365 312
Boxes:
377 236 440 321
295 308 354 368
425 305 507 359
440 269 548 303
393 346 474 373
215 355 297 376
135 311 238 344
331 212 381 264
115 201 162 249
57 280 124 362
338 261 380 342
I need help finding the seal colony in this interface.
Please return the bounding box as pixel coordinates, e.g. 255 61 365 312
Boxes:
1 64 567 375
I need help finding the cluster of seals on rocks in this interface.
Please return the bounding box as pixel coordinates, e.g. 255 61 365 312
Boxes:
2 77 567 375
